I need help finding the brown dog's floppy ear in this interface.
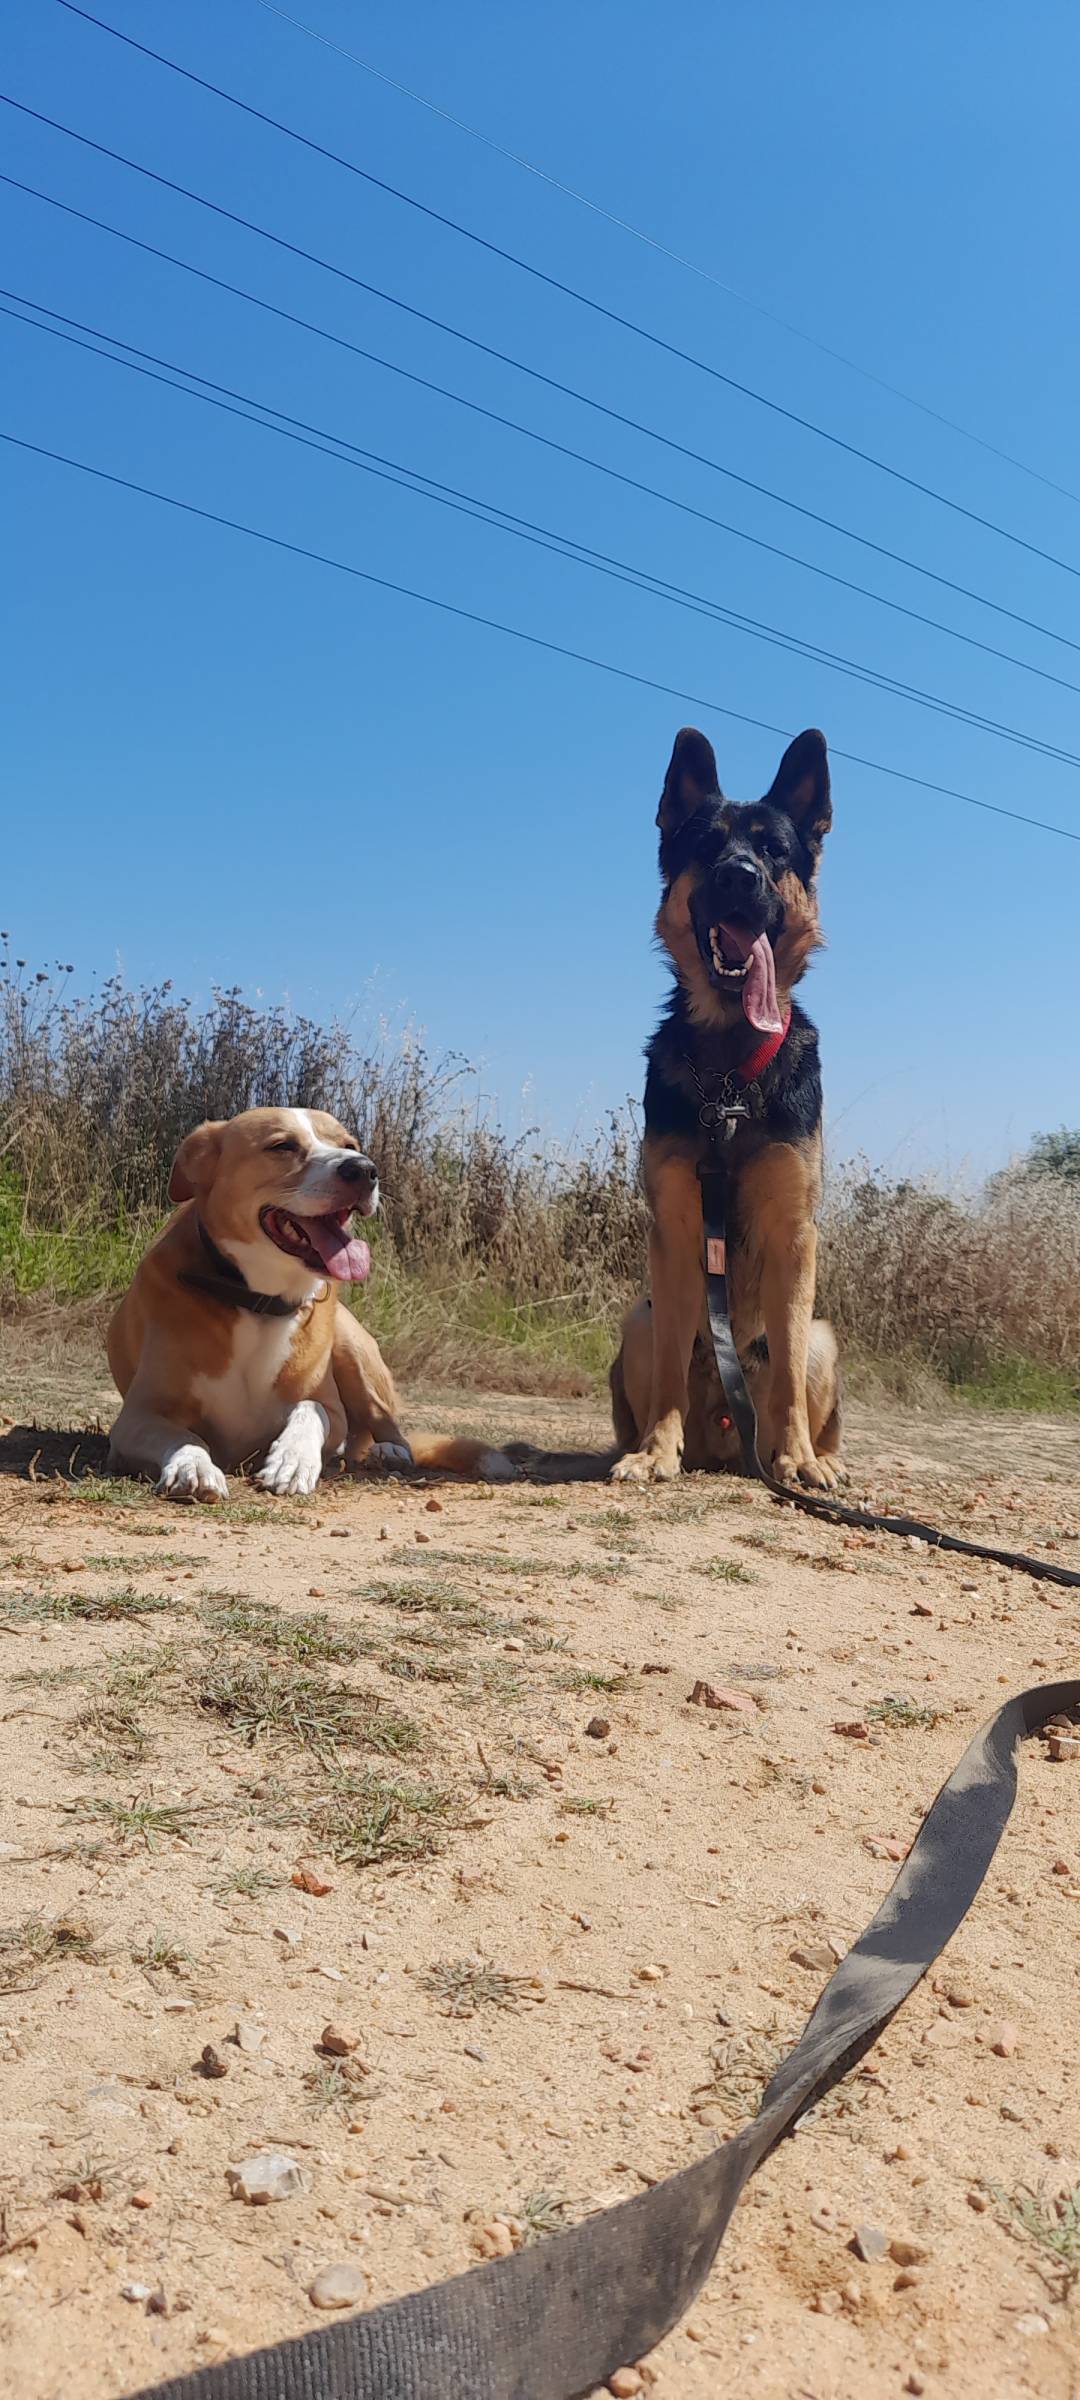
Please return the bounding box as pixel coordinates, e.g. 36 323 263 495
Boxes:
169 1121 225 1203
765 729 831 860
657 726 721 832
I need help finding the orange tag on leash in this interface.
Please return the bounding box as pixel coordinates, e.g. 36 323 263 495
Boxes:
706 1238 726 1275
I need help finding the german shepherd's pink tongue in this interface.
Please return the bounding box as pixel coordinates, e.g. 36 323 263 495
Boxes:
304 1218 371 1282
719 922 783 1035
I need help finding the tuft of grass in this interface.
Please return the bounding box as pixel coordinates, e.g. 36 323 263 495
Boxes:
0 1912 100 1993
67 1476 150 1509
989 2182 1080 2297
558 1794 612 1818
133 1929 193 1977
211 1863 281 1904
85 1551 198 1571
193 1658 419 1758
69 1695 151 1768
519 2188 570 2242
559 1667 627 1696
308 1771 450 1869
866 1693 941 1730
304 2060 366 2115
2 1583 174 1623
421 1956 536 2015
699 1557 759 1585
70 1794 203 1849
201 1595 368 1665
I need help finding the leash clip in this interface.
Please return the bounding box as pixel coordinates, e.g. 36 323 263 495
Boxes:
698 1096 750 1141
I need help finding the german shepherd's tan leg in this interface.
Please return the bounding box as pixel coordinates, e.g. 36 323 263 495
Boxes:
611 1145 701 1483
739 1141 838 1491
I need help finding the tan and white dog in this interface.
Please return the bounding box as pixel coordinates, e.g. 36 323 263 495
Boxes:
107 1106 513 1500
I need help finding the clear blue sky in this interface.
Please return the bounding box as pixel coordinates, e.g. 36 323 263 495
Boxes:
5 0 1079 1181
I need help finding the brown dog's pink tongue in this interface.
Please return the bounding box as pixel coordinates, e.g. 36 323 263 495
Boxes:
304 1218 371 1283
742 933 782 1034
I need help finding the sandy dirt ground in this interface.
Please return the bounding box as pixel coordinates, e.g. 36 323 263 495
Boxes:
0 1338 1078 2400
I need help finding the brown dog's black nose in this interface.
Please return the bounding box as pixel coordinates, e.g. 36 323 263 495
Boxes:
338 1152 378 1193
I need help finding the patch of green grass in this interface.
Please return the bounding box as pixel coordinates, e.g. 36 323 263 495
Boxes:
0 1912 101 1993
132 1929 193 1977
698 1557 759 1585
421 1956 536 2015
866 1693 941 1730
69 1795 204 1849
2 1583 175 1623
68 1476 151 1509
357 1579 496 1632
558 1794 613 1818
559 1667 627 1696
309 1771 450 1869
950 1355 1080 1415
989 2182 1080 2297
0 1174 146 1298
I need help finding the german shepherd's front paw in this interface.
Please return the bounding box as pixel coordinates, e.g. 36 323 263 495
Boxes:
610 1445 681 1485
773 1443 839 1492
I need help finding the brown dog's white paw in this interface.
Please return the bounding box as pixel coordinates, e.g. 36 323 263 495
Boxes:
156 1445 228 1504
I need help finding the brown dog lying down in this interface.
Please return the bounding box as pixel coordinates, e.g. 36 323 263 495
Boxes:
107 1107 514 1501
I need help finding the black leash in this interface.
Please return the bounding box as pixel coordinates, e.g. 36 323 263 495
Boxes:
698 1158 1080 1590
127 1677 1080 2400
177 1219 305 1318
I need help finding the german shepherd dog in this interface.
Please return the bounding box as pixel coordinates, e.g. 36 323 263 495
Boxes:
610 725 843 1491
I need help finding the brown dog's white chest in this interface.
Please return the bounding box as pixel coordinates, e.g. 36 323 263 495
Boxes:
189 1311 313 1467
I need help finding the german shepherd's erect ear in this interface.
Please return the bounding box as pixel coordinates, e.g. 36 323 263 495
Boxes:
764 729 832 867
657 726 721 832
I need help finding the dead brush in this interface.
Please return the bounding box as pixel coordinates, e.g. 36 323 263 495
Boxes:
0 1912 100 1993
192 1658 419 1759
308 1770 450 1870
420 1956 541 2016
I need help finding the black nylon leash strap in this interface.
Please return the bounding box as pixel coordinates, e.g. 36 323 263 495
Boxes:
698 1163 1080 1591
130 1677 1080 2400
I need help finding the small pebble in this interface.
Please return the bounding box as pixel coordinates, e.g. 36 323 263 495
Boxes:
1049 1733 1079 1763
198 2046 228 2080
129 2189 155 2210
989 2020 1019 2057
889 2238 926 2267
1014 2312 1050 2337
893 2269 920 2291
292 1864 334 1896
585 1717 611 1741
904 2376 926 2396
308 2262 369 2310
851 2223 888 2262
967 2190 990 2213
946 1985 974 2009
319 2024 361 2057
425 1497 444 1514
608 2373 644 2397
121 2282 153 2304
791 1944 835 1974
414 1530 431 1546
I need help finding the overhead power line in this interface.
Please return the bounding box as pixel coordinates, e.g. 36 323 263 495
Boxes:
252 0 1080 513
7 169 1080 704
5 107 1080 670
51 3 1080 584
6 287 1079 774
4 426 1079 847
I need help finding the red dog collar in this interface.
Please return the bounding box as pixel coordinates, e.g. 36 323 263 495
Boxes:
738 1008 791 1083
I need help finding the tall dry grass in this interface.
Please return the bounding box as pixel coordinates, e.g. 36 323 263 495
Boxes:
2 948 1077 1407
